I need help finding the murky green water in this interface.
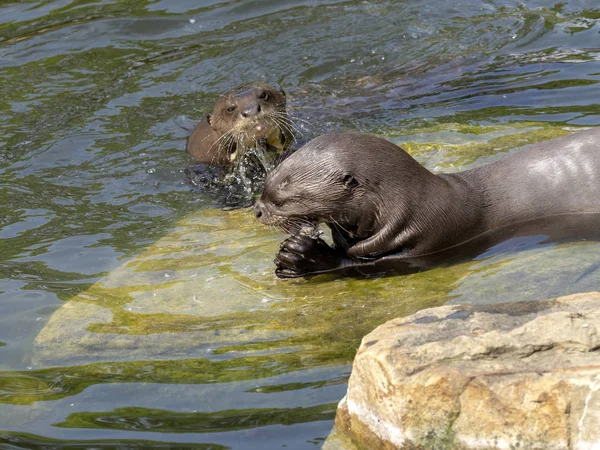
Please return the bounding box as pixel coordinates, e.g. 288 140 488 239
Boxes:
1 1 600 448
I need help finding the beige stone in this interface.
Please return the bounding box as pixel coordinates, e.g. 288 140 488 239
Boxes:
335 292 600 450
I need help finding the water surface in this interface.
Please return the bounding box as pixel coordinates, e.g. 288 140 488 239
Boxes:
1 1 600 448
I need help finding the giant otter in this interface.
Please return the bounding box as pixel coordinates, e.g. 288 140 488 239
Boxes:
253 129 600 278
187 82 293 167
186 82 295 207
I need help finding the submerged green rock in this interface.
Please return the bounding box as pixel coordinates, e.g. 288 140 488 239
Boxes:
32 205 457 367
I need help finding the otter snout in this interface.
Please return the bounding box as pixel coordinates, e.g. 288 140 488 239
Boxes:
241 101 261 119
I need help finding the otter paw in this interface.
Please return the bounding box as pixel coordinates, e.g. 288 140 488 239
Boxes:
274 235 341 278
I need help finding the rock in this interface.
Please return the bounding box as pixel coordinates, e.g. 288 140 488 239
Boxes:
334 292 600 450
31 209 293 366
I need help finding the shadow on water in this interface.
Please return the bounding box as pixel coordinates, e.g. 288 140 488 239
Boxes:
1 0 600 448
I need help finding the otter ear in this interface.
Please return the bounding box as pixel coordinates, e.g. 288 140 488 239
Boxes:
206 114 212 125
341 173 359 190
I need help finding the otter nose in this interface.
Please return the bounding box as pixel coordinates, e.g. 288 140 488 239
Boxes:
254 201 264 219
241 102 261 119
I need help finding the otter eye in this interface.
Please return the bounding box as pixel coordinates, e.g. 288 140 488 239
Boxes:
226 105 236 113
273 199 285 207
342 173 358 189
258 91 269 101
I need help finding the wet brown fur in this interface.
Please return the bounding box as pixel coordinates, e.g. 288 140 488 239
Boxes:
186 82 292 166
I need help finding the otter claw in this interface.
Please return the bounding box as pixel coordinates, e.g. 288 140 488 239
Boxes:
283 238 309 255
275 248 302 266
274 255 303 278
274 235 342 278
275 268 303 279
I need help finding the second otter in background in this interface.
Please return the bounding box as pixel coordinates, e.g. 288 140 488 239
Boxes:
187 82 293 167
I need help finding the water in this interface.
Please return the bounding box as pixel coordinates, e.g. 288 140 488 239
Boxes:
1 1 600 448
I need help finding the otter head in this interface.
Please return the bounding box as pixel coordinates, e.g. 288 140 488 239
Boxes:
208 82 291 161
255 133 438 257
254 133 386 239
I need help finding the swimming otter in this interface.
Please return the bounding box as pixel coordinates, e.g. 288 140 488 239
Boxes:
187 82 293 167
253 130 600 278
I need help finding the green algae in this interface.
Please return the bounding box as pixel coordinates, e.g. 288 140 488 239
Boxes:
54 403 338 432
393 122 576 169
246 375 348 394
2 352 339 405
323 427 364 450
0 431 226 450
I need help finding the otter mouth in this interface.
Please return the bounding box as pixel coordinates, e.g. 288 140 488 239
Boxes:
278 219 323 239
238 119 281 145
231 120 286 171
257 211 322 238
297 222 323 239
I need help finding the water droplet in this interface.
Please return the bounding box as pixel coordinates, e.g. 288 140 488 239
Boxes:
147 168 155 174
189 18 196 24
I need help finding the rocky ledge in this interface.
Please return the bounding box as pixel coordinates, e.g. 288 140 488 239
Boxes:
334 292 600 450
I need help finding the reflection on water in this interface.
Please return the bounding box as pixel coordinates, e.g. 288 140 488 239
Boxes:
1 0 600 448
